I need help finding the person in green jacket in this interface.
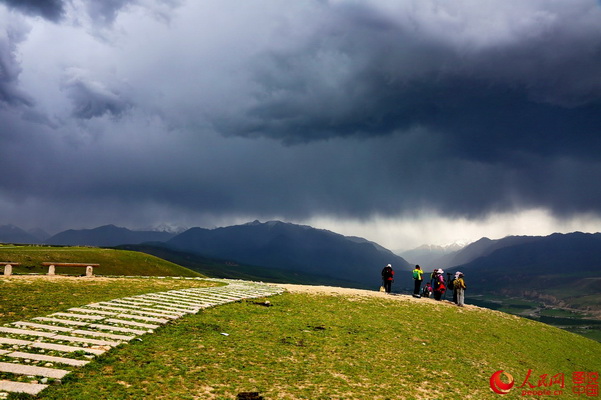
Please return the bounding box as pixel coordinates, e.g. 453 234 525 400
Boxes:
412 265 423 297
454 272 467 307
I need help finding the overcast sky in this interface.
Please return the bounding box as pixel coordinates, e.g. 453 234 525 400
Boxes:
1 0 601 251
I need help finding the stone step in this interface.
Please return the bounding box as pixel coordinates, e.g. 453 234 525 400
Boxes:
33 317 89 327
7 351 89 367
132 293 201 304
162 291 226 302
68 308 117 317
0 361 69 379
115 314 169 324
13 321 74 333
0 327 56 338
122 298 198 311
30 342 105 356
140 293 210 307
200 291 256 298
87 324 148 335
189 296 233 303
87 304 182 319
181 291 243 301
174 294 237 303
70 330 135 341
0 337 32 346
131 299 200 311
103 319 159 330
52 334 119 347
124 297 199 312
113 298 160 307
227 291 275 297
151 304 199 313
98 301 185 316
51 312 104 321
0 380 48 395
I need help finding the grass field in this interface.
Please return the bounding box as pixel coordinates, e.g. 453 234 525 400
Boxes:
1 277 600 399
0 245 203 277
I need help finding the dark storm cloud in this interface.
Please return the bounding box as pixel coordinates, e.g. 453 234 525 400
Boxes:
218 2 601 163
0 0 144 25
0 19 33 107
85 0 133 25
84 0 182 25
62 71 131 119
8 128 594 226
2 0 601 237
0 0 64 21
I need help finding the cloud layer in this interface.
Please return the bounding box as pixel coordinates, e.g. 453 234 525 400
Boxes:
1 0 601 243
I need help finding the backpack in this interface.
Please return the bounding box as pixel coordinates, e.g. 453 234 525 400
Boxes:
454 278 465 290
412 270 420 279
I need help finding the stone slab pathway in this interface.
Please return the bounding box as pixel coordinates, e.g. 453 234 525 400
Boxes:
0 278 284 396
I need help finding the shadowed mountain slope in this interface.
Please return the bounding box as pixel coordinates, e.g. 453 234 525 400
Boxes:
46 224 176 247
166 220 411 287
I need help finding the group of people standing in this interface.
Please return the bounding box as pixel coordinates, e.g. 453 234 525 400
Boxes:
380 264 466 306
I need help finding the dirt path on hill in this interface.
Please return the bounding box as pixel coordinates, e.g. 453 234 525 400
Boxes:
272 283 473 308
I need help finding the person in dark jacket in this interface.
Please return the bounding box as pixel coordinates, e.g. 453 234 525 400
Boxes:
421 282 433 298
381 264 394 293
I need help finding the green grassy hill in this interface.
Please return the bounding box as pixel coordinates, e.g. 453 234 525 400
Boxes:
0 244 204 277
0 277 599 399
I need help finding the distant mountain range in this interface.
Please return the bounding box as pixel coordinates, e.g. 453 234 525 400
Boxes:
447 232 601 304
376 232 601 315
45 224 176 247
399 242 468 267
400 235 557 269
1 222 600 311
403 232 601 312
0 221 411 288
455 232 601 275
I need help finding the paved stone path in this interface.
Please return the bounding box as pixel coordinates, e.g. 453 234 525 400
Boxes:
0 279 284 396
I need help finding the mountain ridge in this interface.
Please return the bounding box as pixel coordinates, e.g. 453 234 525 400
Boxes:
166 220 412 287
404 234 563 268
0 224 40 244
45 224 176 247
